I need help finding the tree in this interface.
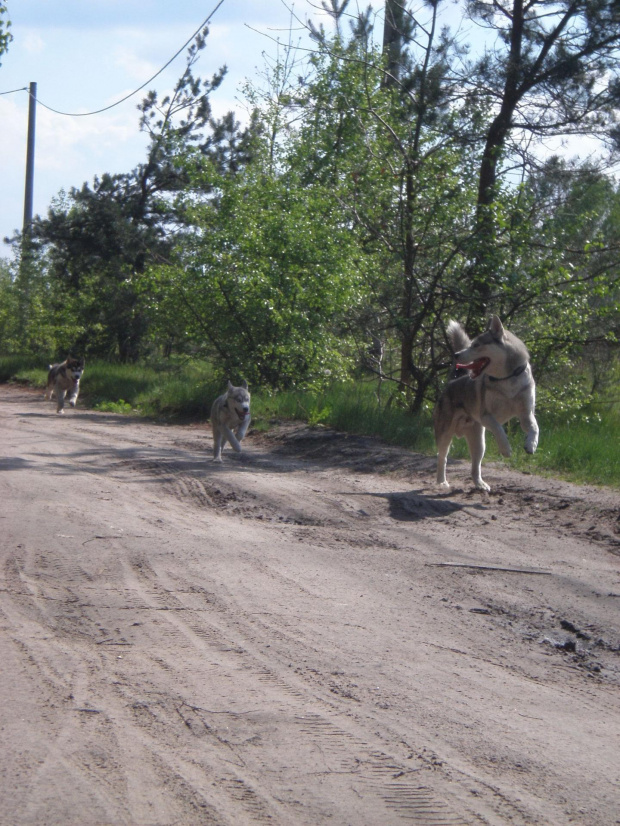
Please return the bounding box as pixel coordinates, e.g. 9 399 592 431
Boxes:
25 29 258 361
144 152 367 389
466 0 620 312
283 1 485 408
503 159 620 388
0 2 12 65
382 0 411 85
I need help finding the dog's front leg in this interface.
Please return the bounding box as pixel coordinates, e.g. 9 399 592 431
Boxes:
67 383 79 408
223 425 243 453
56 387 67 414
465 422 490 491
236 416 250 443
520 412 539 454
480 413 511 457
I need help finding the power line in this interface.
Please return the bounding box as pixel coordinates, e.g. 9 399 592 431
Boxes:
0 0 226 117
0 85 28 95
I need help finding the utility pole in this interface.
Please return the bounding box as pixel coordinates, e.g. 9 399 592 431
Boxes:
19 81 37 340
22 81 37 237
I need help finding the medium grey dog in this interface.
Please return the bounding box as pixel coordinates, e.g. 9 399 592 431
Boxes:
211 380 251 462
45 356 85 414
434 316 539 491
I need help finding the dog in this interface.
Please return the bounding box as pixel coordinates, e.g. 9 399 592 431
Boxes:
211 380 251 462
45 356 85 414
434 316 539 491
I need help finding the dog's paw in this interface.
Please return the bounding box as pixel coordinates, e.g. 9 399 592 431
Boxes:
212 456 223 463
436 480 451 491
524 436 538 454
474 479 491 492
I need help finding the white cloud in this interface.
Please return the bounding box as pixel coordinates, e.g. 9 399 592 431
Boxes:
113 46 160 84
22 32 45 55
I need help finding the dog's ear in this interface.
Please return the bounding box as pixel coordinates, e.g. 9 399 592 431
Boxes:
227 380 233 391
488 316 504 339
241 380 248 389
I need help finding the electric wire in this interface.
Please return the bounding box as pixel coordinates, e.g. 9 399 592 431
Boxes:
0 85 27 95
0 0 226 116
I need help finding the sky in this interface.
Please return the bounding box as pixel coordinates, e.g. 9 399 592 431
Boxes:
0 0 387 259
0 1 604 263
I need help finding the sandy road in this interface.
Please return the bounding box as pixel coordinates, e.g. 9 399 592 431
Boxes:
1 385 619 826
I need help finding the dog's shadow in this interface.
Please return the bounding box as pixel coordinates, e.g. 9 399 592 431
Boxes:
355 489 485 521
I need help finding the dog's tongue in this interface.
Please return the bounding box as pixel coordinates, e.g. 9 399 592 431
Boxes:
456 358 488 377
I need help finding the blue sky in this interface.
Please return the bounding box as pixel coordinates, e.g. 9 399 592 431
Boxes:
0 0 387 258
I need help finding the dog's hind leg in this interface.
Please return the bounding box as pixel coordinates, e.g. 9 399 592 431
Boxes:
465 422 490 491
212 425 224 462
435 430 454 489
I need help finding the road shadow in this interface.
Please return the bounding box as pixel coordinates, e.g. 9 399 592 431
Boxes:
349 489 486 521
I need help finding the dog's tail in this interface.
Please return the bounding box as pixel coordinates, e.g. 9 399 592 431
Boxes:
446 320 470 353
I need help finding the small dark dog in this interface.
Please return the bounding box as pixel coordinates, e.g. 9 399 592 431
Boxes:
45 356 85 414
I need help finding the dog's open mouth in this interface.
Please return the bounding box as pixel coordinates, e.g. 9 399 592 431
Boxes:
456 357 490 378
236 408 248 419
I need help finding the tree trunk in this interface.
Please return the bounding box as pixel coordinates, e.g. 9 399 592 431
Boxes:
399 327 414 389
382 0 406 85
472 0 525 315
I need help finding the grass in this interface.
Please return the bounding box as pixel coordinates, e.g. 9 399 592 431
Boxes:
2 355 618 488
252 383 436 453
502 411 620 488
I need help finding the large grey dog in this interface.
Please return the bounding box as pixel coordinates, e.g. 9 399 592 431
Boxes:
434 316 539 491
45 356 85 414
211 380 251 462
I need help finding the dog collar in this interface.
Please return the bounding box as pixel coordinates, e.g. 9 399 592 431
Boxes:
487 364 527 382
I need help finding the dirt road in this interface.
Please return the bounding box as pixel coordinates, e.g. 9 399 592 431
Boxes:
1 385 619 826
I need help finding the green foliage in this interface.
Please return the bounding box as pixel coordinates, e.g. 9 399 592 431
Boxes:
93 399 134 414
0 354 46 384
0 255 71 355
0 2 11 63
19 30 258 363
80 361 178 407
2 2 620 445
76 359 221 419
145 157 368 390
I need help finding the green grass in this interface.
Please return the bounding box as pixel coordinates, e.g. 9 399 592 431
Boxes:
500 412 620 487
2 355 618 488
252 383 436 453
0 354 45 383
0 356 222 418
